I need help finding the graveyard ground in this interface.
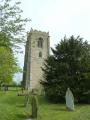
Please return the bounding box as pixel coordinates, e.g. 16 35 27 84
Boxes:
0 89 90 120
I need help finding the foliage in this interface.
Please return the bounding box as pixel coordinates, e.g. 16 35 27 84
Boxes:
0 0 30 49
41 36 90 103
0 0 29 88
0 32 21 86
0 32 11 47
0 47 21 83
31 95 38 118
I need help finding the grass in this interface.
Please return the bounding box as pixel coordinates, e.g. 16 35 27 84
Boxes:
37 96 90 120
0 90 90 120
0 90 28 120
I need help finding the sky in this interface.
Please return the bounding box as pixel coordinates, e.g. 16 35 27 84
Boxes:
15 0 90 82
20 0 90 47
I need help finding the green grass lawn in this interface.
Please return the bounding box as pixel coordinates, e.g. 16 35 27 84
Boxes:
0 90 90 120
0 90 30 120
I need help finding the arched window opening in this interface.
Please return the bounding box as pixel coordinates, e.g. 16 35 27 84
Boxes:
38 37 43 48
39 51 42 58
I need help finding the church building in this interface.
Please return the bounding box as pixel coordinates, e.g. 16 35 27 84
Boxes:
23 29 50 89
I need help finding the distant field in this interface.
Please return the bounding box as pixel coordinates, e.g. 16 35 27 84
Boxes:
0 90 90 120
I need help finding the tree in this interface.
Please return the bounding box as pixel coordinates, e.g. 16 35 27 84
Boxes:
0 0 28 89
0 46 21 89
0 32 11 47
0 33 21 90
41 36 90 103
0 0 30 49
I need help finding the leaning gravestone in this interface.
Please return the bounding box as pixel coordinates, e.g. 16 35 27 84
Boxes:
65 88 74 111
31 95 38 118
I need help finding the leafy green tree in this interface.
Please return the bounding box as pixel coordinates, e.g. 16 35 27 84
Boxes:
0 46 21 88
0 0 28 89
0 33 21 90
0 0 30 48
0 32 11 47
41 36 90 103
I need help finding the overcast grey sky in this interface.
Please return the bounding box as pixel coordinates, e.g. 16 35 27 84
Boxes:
21 0 90 47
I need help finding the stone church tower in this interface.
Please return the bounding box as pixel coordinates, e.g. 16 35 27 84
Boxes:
23 29 50 89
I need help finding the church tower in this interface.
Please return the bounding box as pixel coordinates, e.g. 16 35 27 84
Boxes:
23 29 50 89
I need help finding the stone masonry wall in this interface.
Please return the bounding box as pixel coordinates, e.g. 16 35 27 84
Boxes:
23 29 50 89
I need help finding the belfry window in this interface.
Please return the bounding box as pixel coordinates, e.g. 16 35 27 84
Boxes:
39 51 42 58
38 37 43 48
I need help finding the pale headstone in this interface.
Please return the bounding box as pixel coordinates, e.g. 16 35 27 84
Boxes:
65 88 74 111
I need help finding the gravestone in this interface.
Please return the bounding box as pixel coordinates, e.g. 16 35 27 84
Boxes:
65 88 74 111
31 95 38 118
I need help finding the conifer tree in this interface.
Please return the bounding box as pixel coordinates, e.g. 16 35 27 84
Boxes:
41 36 90 103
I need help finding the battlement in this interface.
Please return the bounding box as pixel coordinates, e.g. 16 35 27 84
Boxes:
29 28 49 35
